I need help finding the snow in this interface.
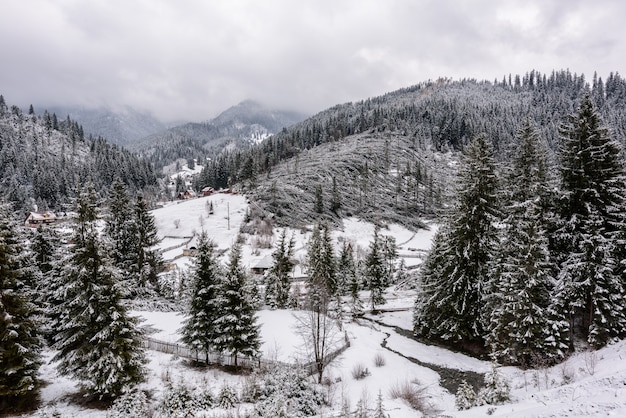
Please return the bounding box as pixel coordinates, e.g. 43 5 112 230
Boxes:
23 192 626 417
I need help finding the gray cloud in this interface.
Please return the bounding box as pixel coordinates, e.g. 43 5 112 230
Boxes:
1 0 624 122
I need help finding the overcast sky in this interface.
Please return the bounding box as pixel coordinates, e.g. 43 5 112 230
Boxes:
1 0 625 122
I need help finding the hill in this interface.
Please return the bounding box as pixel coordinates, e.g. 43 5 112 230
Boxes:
132 100 308 173
196 70 626 229
0 96 159 212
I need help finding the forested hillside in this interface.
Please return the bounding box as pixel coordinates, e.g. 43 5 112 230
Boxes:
133 100 307 172
195 70 626 228
0 96 158 212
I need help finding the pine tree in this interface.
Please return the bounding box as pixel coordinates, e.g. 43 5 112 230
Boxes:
213 244 261 367
264 230 295 309
132 195 162 287
306 223 336 311
365 226 387 310
314 184 324 214
330 176 341 213
485 122 569 365
31 225 56 274
104 178 136 292
414 134 500 343
180 233 223 362
0 207 42 412
455 380 477 410
52 184 146 399
554 95 626 347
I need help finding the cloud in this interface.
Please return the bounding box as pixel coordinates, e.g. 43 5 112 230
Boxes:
0 0 624 122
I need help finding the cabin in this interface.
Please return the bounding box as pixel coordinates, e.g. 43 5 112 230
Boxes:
251 255 273 275
24 211 57 228
176 190 195 200
201 187 214 197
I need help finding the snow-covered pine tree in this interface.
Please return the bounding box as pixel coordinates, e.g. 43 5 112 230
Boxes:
485 122 569 366
306 222 337 311
52 184 147 399
104 178 136 293
554 95 626 347
0 206 42 412
413 134 500 344
455 380 477 410
365 225 387 311
132 194 162 288
264 229 295 309
213 243 261 367
180 233 223 362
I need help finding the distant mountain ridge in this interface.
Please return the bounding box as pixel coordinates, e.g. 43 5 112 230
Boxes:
44 106 167 146
132 100 308 172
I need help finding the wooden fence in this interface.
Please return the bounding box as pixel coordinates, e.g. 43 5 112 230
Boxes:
142 332 350 376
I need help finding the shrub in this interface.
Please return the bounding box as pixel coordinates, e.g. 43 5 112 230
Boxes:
106 391 150 418
389 379 428 411
373 352 386 367
351 363 370 380
217 382 239 409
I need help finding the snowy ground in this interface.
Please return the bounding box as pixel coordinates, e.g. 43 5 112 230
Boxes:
22 194 626 417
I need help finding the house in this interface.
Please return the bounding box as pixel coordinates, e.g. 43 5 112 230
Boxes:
24 211 57 228
251 255 274 275
201 187 214 197
176 190 195 200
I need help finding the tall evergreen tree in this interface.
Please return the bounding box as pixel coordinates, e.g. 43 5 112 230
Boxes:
213 244 261 367
306 223 336 311
52 184 146 399
132 195 162 287
180 233 223 362
414 134 500 344
264 230 295 309
365 226 387 310
554 95 626 347
104 178 136 291
485 122 569 365
0 207 41 412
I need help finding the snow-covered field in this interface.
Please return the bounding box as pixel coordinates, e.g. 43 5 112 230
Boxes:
25 194 626 417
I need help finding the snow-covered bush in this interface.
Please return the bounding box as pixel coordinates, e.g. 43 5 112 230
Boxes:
106 391 150 417
217 382 239 409
255 365 325 417
477 365 511 406
156 381 200 417
455 380 477 410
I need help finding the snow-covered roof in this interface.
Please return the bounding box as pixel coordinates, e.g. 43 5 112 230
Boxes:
252 255 273 269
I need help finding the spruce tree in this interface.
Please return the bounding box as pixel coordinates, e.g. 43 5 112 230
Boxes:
0 207 42 412
485 122 568 365
306 223 336 311
105 178 136 292
365 226 387 310
213 244 261 367
132 195 162 287
180 233 223 361
414 134 499 343
554 95 626 347
264 229 295 309
52 184 146 399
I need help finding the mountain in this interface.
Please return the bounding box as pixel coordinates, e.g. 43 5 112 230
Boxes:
44 106 167 146
0 96 159 212
132 100 308 173
196 70 626 229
